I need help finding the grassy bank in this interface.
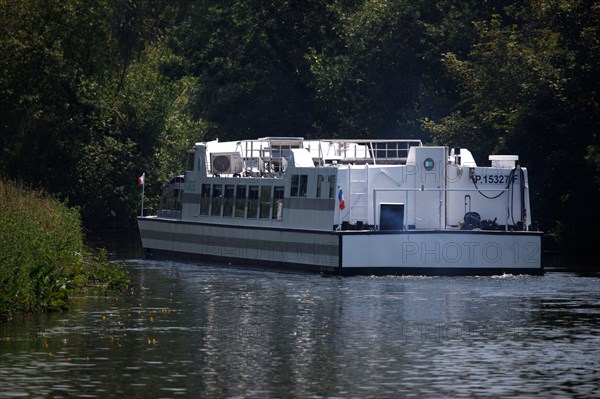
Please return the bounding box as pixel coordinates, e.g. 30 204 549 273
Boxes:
0 180 129 322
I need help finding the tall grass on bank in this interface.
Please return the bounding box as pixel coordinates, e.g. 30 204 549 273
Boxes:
0 180 129 322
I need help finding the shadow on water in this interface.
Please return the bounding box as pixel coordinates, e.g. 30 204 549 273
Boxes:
86 229 144 260
543 250 600 277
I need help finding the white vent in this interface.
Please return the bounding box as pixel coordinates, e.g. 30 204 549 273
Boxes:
210 153 242 175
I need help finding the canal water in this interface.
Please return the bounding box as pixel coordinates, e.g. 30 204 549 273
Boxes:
0 238 598 398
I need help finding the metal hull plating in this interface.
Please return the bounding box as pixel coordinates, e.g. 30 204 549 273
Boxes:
138 217 542 276
339 230 542 275
138 217 339 272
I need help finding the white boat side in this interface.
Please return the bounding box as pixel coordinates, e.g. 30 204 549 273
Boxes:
138 137 543 275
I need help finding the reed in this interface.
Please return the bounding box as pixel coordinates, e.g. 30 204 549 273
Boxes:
0 179 129 322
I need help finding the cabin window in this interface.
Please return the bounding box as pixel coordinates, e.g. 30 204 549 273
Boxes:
316 175 324 198
162 190 171 210
160 189 171 211
212 184 223 217
291 175 299 196
259 186 272 219
248 186 259 219
273 186 284 220
299 175 307 197
185 151 195 171
291 174 308 197
200 184 211 216
223 185 234 218
235 185 246 218
159 191 166 210
174 189 183 211
160 184 183 216
329 175 336 199
170 191 176 210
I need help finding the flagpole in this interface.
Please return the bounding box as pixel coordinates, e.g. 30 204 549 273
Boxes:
140 172 145 217
141 180 145 217
338 185 342 231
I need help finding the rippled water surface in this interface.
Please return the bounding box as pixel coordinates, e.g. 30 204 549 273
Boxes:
1 261 598 398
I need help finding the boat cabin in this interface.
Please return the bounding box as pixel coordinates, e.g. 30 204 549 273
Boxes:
157 137 531 234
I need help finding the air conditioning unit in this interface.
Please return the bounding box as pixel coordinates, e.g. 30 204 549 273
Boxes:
210 152 242 175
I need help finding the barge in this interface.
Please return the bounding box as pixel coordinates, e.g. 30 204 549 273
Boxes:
138 137 542 275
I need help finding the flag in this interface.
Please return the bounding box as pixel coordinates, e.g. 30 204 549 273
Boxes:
338 187 345 210
138 173 145 186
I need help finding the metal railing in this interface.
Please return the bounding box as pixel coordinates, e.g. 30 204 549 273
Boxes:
232 138 423 166
317 139 422 165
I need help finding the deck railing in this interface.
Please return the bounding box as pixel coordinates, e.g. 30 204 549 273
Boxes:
321 139 422 165
235 138 423 166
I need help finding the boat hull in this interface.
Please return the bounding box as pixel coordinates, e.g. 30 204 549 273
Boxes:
138 217 339 273
138 217 543 276
338 230 543 276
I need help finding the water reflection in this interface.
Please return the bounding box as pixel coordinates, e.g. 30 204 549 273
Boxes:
1 262 598 398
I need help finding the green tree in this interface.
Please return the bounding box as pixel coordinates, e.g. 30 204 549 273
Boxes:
0 0 114 194
426 0 600 257
307 0 430 137
0 0 204 228
172 0 340 140
75 40 205 228
305 0 516 138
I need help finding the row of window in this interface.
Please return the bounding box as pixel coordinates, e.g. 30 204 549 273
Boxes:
199 184 285 220
160 189 182 212
290 174 336 198
159 173 337 219
159 179 185 217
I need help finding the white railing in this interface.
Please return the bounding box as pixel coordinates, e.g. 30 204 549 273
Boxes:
231 138 423 166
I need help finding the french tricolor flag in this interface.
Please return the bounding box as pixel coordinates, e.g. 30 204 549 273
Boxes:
338 187 345 210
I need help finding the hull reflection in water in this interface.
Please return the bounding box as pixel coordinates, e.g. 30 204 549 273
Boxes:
0 261 598 398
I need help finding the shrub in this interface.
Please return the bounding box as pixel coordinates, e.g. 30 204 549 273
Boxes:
0 179 129 322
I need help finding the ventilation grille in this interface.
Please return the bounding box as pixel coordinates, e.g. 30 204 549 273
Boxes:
210 153 242 175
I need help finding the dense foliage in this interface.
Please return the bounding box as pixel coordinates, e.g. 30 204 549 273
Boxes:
0 179 129 322
425 1 600 254
1 0 598 259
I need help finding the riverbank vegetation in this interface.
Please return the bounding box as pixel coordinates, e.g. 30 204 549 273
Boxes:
0 0 598 263
0 180 129 323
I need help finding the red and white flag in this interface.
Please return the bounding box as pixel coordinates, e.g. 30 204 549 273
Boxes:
138 173 145 186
